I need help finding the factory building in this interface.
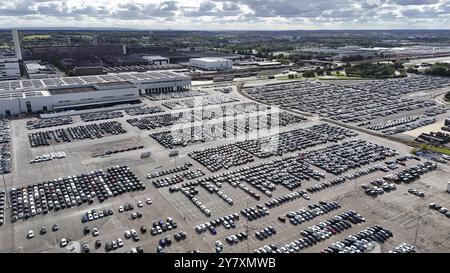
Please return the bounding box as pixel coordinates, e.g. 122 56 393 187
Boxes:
24 61 57 79
0 51 20 80
0 71 191 116
142 55 170 65
190 57 233 71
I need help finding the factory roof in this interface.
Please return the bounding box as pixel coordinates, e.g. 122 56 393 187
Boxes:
0 70 190 93
49 86 97 95
190 57 230 63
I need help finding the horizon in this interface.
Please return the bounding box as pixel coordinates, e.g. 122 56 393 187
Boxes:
2 27 450 32
1 0 450 30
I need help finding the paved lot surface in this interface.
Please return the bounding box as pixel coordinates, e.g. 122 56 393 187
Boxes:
0 79 449 253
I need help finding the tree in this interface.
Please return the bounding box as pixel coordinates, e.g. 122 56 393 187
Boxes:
302 71 315 78
445 91 450 102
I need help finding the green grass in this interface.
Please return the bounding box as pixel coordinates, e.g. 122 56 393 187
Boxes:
316 75 363 80
412 144 450 156
22 35 51 40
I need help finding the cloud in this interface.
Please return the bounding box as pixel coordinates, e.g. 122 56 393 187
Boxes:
391 0 439 5
0 0 450 29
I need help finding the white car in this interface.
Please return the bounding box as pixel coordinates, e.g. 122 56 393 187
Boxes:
215 240 223 248
117 238 124 248
27 230 35 239
60 238 68 247
92 228 99 237
156 226 163 234
137 201 143 208
118 206 124 213
130 229 137 236
146 198 152 205
124 230 132 239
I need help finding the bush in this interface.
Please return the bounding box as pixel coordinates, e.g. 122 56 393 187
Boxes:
302 71 315 78
345 62 404 78
445 91 450 102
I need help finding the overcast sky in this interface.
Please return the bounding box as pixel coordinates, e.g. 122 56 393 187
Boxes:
0 0 450 30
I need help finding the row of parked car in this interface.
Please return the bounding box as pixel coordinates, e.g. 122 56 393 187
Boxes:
30 151 66 164
195 213 240 235
389 242 416 253
284 201 342 226
323 225 393 253
416 131 450 146
28 121 127 147
9 165 143 222
234 123 358 160
264 191 310 209
162 94 239 110
150 112 300 150
188 124 356 172
0 120 11 174
151 170 205 188
148 163 193 179
144 90 208 101
26 116 73 130
379 117 436 135
81 207 114 223
225 231 248 245
0 191 5 226
382 161 437 184
150 217 178 236
304 139 398 175
362 179 397 197
255 226 277 241
429 203 450 218
80 111 123 122
179 186 212 217
244 74 449 124
127 102 270 130
254 210 364 253
408 188 425 197
91 145 144 157
125 106 165 116
367 115 420 131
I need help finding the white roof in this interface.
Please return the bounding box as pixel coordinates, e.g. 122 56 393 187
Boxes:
0 70 190 93
191 57 229 63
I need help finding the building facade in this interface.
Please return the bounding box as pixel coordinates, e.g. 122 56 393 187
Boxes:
190 58 233 71
0 71 191 116
0 52 20 81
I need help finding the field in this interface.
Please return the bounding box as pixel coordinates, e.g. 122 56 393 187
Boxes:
22 35 51 40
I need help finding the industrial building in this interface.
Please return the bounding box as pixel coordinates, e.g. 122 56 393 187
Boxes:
190 57 233 71
24 61 57 79
0 70 191 116
142 55 170 65
0 51 20 80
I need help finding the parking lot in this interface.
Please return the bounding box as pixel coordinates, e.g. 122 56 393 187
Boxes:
0 78 449 253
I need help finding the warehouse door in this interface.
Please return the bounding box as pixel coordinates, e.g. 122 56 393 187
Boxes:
26 101 32 114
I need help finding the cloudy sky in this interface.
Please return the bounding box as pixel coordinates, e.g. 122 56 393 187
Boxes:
0 0 450 30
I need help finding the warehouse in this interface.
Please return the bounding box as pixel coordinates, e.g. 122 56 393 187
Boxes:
0 51 20 81
0 81 139 116
0 70 191 116
190 57 233 71
142 55 170 65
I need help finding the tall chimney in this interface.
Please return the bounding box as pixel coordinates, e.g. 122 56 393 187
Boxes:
11 29 22 61
122 45 127 55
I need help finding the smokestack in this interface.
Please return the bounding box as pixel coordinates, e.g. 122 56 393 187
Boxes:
67 36 71 46
11 29 22 60
122 45 127 55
